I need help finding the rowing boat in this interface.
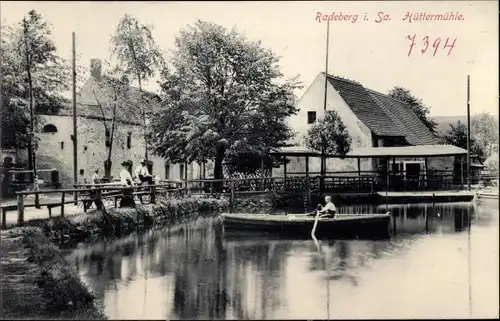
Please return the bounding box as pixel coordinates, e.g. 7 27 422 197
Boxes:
220 212 392 239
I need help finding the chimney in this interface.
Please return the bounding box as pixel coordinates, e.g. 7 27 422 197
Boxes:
90 58 102 80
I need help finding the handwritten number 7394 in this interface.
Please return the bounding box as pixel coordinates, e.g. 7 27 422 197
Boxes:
407 34 457 57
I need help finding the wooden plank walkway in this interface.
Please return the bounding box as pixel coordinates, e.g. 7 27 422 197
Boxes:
0 204 83 227
377 190 475 203
377 190 475 198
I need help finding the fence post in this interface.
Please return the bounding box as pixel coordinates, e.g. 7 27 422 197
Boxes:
1 208 7 229
151 183 156 204
95 188 103 210
61 192 65 217
392 210 397 236
230 180 235 208
17 194 24 226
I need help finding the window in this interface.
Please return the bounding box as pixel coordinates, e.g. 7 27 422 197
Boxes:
43 124 58 133
165 163 170 180
60 142 64 150
126 132 132 149
307 111 317 124
179 163 185 180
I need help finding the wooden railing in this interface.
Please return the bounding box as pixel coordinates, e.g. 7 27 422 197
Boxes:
1 172 463 229
1 183 184 228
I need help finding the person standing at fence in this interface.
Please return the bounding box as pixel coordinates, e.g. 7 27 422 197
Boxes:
120 162 134 186
134 160 153 204
91 169 100 185
135 159 153 184
120 161 135 207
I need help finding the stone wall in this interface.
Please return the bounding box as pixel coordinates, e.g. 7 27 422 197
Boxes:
36 115 203 187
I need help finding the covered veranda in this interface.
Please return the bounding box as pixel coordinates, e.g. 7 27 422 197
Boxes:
344 145 469 191
269 145 469 192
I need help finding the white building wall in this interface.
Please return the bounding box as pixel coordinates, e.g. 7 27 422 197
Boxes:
284 73 374 175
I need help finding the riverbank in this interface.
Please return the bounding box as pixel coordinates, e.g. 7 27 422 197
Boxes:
1 227 106 319
0 197 229 319
23 197 229 243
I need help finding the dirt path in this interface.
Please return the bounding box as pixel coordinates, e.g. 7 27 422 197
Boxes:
0 231 46 318
0 228 106 319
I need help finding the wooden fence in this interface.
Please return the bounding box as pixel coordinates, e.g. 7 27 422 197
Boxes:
1 172 460 229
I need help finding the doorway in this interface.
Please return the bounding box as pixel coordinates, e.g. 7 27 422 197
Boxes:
405 162 421 178
404 161 422 189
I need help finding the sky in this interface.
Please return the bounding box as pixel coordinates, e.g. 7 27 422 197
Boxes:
1 1 498 117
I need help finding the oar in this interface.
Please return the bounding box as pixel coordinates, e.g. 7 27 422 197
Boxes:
312 219 331 320
311 210 321 239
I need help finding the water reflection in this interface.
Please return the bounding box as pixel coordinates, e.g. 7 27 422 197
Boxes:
64 202 498 319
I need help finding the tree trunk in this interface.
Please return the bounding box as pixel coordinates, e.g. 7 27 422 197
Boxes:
27 141 34 182
214 147 225 192
105 114 116 179
137 73 148 163
104 160 112 178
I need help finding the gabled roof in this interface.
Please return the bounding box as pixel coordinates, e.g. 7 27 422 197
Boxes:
325 74 404 138
324 73 438 145
59 76 162 123
367 89 440 145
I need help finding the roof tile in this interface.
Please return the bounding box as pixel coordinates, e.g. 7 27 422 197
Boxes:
367 89 440 145
326 74 404 137
325 73 438 146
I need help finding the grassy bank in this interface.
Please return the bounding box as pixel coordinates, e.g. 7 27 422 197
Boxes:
0 197 228 319
24 197 229 243
1 228 106 320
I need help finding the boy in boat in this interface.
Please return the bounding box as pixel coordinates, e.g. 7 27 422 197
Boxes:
308 195 337 218
319 195 336 218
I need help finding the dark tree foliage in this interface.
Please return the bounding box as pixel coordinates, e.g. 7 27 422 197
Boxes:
1 10 70 150
388 86 438 133
442 121 485 158
149 20 301 179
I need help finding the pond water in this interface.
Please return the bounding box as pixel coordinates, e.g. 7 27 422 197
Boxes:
64 200 499 320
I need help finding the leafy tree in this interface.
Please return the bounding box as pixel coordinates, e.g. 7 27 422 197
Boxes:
305 110 352 155
442 121 484 158
223 153 276 178
110 14 165 162
150 20 301 182
470 111 499 157
388 86 438 133
1 10 70 170
484 152 498 172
